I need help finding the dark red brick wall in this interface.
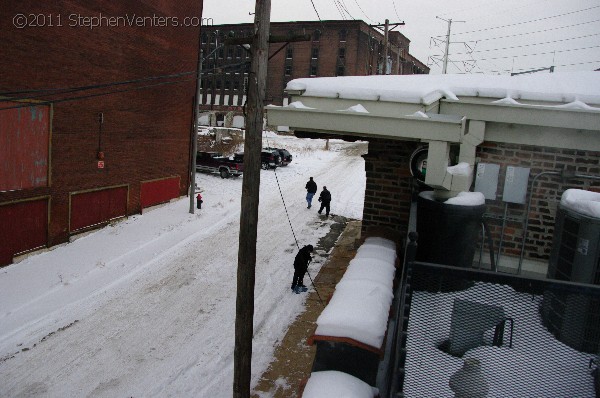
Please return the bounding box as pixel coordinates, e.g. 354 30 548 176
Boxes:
0 1 202 246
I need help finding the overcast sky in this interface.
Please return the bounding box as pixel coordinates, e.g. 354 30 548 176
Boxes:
202 0 600 75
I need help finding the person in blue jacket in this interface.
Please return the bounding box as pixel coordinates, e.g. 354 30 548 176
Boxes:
305 177 317 208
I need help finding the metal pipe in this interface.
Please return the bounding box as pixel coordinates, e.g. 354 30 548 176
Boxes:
496 202 509 268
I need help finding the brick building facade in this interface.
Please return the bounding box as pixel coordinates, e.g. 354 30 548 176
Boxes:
0 1 203 266
198 20 428 126
362 139 600 266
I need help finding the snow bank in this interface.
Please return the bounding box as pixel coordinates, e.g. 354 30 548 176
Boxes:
286 72 600 106
445 191 486 206
302 371 379 398
314 237 396 349
560 189 600 218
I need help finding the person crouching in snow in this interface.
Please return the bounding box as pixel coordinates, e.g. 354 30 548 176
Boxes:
291 244 313 293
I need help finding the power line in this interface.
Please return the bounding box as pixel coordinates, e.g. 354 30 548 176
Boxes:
338 0 355 19
390 0 401 21
483 59 600 75
352 0 374 23
449 5 600 36
451 19 600 43
468 44 600 62
450 32 600 55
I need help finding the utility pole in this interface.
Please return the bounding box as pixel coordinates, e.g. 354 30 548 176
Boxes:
369 21 404 75
437 16 464 74
189 47 203 214
383 19 389 75
233 0 270 396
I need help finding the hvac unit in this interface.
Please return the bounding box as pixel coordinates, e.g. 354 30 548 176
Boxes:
543 202 600 353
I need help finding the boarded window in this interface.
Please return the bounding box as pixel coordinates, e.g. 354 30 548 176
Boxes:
0 104 50 192
70 186 128 232
0 198 48 266
140 176 180 209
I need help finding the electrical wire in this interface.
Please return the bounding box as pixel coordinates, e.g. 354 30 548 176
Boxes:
390 0 401 21
472 44 600 62
352 0 375 23
450 32 600 55
449 5 600 36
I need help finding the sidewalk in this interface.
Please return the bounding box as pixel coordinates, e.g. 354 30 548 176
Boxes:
252 219 362 397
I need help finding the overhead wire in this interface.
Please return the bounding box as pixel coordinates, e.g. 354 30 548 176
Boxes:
449 5 600 37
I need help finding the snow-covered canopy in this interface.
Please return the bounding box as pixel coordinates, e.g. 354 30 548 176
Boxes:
314 238 396 349
302 370 379 398
286 72 600 107
560 189 600 219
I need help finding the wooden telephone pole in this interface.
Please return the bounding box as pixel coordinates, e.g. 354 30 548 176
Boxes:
233 0 270 397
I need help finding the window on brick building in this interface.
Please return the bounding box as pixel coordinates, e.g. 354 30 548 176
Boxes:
336 65 345 76
339 29 347 42
201 33 208 44
338 47 346 59
310 64 318 76
218 47 224 59
216 79 222 89
285 65 292 76
313 30 321 41
311 47 319 59
286 46 293 59
227 47 234 59
236 46 242 58
233 79 240 90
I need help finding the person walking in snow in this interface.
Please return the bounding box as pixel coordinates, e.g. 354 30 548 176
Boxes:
291 244 313 293
317 186 331 216
305 177 317 209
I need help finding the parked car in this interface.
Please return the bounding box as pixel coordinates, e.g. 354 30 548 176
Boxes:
196 151 243 178
264 147 293 166
230 151 281 170
261 149 281 169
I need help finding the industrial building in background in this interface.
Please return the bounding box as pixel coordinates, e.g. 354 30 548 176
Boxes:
198 20 429 128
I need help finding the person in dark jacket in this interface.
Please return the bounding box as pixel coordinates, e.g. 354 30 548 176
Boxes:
317 186 331 216
291 244 313 293
305 177 317 208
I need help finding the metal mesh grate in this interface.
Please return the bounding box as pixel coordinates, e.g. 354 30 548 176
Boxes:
392 262 600 398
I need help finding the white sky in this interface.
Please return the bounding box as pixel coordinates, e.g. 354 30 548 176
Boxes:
202 0 600 75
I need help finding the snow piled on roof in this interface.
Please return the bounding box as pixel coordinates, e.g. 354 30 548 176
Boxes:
286 71 600 106
302 371 379 398
560 189 600 218
314 238 396 349
340 104 369 113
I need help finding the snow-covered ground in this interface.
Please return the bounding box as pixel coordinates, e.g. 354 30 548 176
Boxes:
0 134 367 397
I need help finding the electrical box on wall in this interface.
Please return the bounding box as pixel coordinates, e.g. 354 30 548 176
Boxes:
475 163 500 200
502 166 530 204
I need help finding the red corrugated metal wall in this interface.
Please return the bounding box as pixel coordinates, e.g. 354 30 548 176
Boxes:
140 176 181 209
0 105 50 191
0 199 48 266
70 186 128 232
